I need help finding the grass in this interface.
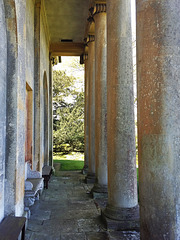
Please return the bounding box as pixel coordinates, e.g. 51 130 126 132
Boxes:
53 152 139 179
54 160 84 171
53 152 84 171
53 151 84 160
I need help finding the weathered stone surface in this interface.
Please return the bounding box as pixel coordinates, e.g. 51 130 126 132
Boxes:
104 0 138 227
86 232 109 240
108 231 140 240
34 1 41 171
102 214 139 232
25 172 128 240
88 39 96 177
137 0 180 239
84 57 89 174
61 233 85 240
0 0 7 222
94 9 108 192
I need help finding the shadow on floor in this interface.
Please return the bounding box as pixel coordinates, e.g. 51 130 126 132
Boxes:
25 170 140 240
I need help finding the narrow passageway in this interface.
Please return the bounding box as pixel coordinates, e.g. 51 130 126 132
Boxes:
25 171 140 240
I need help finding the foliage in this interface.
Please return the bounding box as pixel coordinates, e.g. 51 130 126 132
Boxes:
53 70 84 153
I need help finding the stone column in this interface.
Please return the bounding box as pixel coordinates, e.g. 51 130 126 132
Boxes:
83 52 89 174
49 60 53 167
137 1 180 239
86 35 96 183
103 0 139 230
4 0 18 216
34 0 41 170
0 0 7 221
92 3 107 194
4 0 26 216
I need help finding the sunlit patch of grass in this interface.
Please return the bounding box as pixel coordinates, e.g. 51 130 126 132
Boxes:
53 152 84 161
53 159 84 171
53 152 84 171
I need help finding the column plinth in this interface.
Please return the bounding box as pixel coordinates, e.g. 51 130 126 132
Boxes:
103 204 139 221
102 204 139 231
91 182 107 193
85 172 95 184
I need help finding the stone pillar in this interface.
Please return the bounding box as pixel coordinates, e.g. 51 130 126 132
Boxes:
34 0 41 170
0 0 7 221
92 3 107 194
103 0 139 230
137 1 180 239
49 60 53 167
4 0 26 217
83 52 89 174
86 35 96 183
15 0 26 216
4 0 18 216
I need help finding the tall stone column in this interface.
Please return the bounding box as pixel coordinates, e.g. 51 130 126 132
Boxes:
4 0 18 216
137 1 180 239
103 0 139 230
86 35 96 183
0 0 7 221
92 3 107 193
49 60 53 167
34 0 41 171
83 52 89 174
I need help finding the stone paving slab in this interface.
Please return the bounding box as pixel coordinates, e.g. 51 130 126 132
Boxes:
61 233 85 240
108 231 140 240
25 171 140 240
86 232 109 240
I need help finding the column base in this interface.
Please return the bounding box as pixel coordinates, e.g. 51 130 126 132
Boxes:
81 165 88 175
92 191 108 199
85 172 96 184
102 204 139 231
91 182 108 199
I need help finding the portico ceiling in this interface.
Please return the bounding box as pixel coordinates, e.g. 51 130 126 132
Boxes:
44 0 91 56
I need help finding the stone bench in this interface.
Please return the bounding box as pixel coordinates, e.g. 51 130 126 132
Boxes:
24 163 44 208
0 216 26 240
42 165 52 189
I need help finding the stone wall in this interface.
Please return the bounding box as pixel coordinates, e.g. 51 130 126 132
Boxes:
0 0 51 220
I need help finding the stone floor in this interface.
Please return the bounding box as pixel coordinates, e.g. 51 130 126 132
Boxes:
25 170 140 240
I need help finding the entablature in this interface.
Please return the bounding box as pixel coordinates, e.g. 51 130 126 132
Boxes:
50 42 85 57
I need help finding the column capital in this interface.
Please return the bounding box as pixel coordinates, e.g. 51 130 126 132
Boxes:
93 3 106 15
85 35 95 45
84 54 88 61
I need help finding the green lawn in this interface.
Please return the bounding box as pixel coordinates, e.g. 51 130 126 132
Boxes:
54 159 84 171
53 153 84 171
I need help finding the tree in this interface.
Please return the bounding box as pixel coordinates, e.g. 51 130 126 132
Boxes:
53 70 84 153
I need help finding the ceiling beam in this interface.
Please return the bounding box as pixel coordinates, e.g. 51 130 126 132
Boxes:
50 42 85 57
